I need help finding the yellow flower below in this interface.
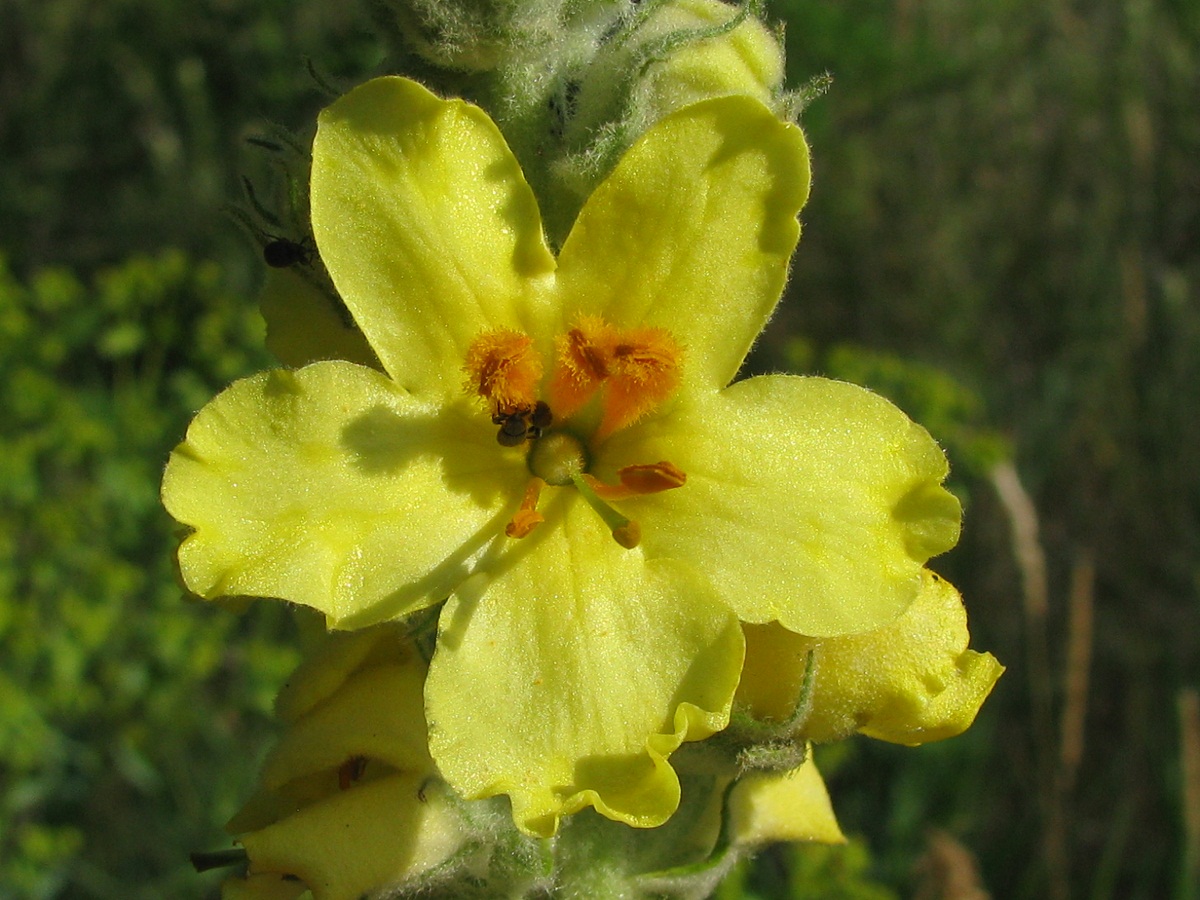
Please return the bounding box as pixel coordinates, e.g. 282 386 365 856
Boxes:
221 627 471 900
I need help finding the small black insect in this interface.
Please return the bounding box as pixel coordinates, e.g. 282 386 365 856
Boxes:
262 236 313 269
492 401 554 446
529 400 553 433
494 412 530 446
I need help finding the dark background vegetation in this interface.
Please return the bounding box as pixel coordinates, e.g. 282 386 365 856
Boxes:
1 0 1196 897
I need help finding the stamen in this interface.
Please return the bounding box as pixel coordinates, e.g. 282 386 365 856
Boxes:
548 317 684 438
505 477 546 538
583 461 688 501
571 473 641 549
464 329 543 414
548 316 616 419
619 460 687 493
597 327 683 440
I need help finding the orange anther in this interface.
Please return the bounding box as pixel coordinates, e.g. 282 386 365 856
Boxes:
548 316 616 420
464 329 543 414
505 477 547 539
581 461 687 501
548 317 683 438
597 326 682 439
618 461 687 494
505 509 544 539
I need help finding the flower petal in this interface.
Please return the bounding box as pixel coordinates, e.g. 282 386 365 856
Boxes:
426 496 745 837
555 95 809 392
273 624 411 723
310 76 556 398
260 663 432 791
162 360 526 627
606 375 962 636
808 571 1003 745
259 268 379 370
239 773 467 900
736 571 1003 745
729 755 845 847
227 627 437 840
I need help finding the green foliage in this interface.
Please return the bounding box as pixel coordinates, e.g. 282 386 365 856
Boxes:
765 0 1200 896
0 0 382 280
717 841 898 900
0 252 298 898
786 338 1011 482
783 842 898 900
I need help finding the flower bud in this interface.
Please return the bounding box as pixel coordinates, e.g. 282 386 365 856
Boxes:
728 755 845 847
373 0 614 73
579 0 785 132
220 626 473 900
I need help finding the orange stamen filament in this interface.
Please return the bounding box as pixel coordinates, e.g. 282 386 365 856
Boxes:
548 316 616 420
596 329 683 440
505 477 546 539
547 317 683 440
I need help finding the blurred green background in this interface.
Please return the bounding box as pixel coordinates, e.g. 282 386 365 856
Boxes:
1 0 1197 897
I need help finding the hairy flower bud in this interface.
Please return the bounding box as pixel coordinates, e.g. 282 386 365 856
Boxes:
573 0 786 138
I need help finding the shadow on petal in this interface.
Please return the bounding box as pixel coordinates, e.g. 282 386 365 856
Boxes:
432 494 566 651
333 506 512 630
339 400 521 509
482 153 559 279
340 404 443 474
704 105 808 259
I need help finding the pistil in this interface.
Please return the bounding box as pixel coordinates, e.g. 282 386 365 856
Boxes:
571 474 641 549
528 432 588 486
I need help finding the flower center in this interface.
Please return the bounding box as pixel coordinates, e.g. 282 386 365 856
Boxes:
463 319 687 549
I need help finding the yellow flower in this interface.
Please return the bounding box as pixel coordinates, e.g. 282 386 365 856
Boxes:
163 77 961 836
220 627 470 900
